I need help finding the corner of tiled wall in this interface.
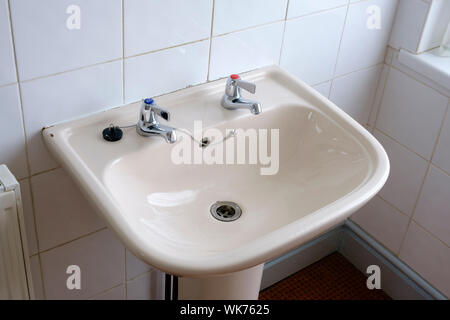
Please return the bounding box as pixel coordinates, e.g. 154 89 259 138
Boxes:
351 32 450 296
0 0 405 299
389 0 450 54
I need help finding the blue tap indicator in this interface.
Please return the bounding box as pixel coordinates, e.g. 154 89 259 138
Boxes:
144 98 154 105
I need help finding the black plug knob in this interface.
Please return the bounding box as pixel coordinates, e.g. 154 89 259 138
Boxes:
102 125 123 142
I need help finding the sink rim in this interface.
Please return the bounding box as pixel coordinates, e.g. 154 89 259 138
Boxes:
42 65 389 276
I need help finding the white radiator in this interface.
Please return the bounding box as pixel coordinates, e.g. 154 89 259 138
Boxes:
0 165 33 299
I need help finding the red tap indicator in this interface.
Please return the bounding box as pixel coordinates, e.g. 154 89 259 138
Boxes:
230 74 240 80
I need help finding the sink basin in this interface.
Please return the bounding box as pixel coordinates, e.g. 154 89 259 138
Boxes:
43 65 389 299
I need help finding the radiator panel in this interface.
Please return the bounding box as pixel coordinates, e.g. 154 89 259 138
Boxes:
0 191 29 299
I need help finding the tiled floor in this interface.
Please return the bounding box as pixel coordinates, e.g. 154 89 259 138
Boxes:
259 252 391 300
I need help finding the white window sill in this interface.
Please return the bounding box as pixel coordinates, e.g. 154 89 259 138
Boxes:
398 48 450 91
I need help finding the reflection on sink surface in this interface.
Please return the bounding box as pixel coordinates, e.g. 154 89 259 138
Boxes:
43 65 389 277
104 105 369 258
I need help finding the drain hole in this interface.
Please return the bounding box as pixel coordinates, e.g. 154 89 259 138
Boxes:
200 137 211 148
216 205 235 218
210 201 242 222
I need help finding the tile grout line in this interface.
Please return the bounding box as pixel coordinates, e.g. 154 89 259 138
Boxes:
365 192 450 249
38 226 108 255
287 0 356 22
19 57 123 84
206 0 215 82
121 0 125 104
371 65 392 134
277 0 290 65
410 217 450 249
389 58 450 98
329 1 350 99
0 81 17 89
127 269 153 282
6 0 31 187
372 48 450 253
429 161 450 178
35 253 46 299
310 62 385 88
328 61 384 83
124 247 127 300
350 218 403 258
88 283 125 300
213 18 285 38
338 0 398 122
366 59 388 128
397 100 450 255
374 128 430 162
375 194 410 219
6 0 46 299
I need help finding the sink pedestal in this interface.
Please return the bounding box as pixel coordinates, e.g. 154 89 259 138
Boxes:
178 264 264 300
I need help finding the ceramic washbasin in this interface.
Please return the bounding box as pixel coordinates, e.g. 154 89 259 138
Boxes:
43 65 389 299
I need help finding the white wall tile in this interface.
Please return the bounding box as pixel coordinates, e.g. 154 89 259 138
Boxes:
0 0 16 85
125 41 208 103
374 131 428 216
126 249 152 280
20 179 38 256
280 8 346 85
418 0 450 52
21 60 122 174
10 0 122 80
377 68 448 160
214 0 287 35
126 270 165 300
339 231 426 300
40 229 125 300
389 0 430 52
0 84 28 179
313 81 331 98
414 165 450 245
288 0 348 18
91 285 125 300
400 222 450 297
329 65 381 125
351 196 409 253
209 22 284 80
31 168 105 251
124 0 212 57
335 0 397 76
368 64 390 129
433 111 450 174
30 255 45 299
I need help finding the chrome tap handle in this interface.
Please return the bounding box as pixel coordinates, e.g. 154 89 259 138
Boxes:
234 78 256 94
150 104 170 121
141 98 170 122
225 74 256 98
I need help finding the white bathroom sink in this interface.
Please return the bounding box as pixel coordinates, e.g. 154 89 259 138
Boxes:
43 66 389 280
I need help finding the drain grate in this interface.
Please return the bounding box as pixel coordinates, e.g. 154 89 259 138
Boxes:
210 201 242 222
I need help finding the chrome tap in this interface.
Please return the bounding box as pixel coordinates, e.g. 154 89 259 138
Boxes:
221 74 261 115
136 98 177 143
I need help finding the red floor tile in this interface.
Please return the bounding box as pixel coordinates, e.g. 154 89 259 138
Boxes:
259 252 391 300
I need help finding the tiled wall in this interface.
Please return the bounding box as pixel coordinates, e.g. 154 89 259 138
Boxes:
0 0 398 299
352 0 450 298
352 50 450 297
389 0 450 53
